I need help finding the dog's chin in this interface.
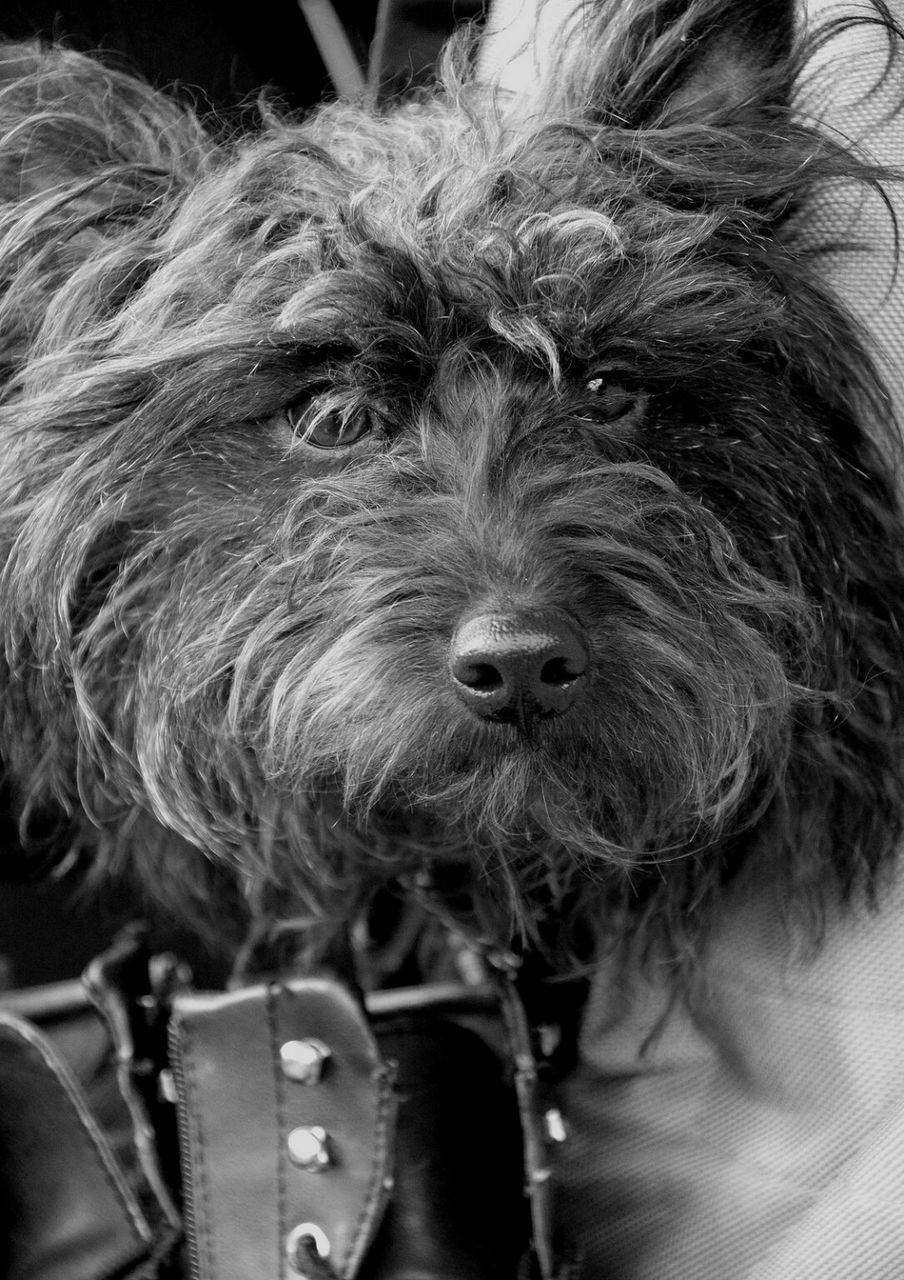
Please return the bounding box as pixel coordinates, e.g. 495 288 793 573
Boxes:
344 730 730 880
444 716 580 768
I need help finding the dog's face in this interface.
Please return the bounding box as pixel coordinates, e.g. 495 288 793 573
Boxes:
1 1 902 950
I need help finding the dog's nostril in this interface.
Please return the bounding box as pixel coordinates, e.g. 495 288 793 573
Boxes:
540 654 586 688
449 608 590 728
453 659 505 693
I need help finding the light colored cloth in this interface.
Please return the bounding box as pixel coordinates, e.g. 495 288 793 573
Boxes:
799 0 904 444
556 871 904 1277
477 0 584 91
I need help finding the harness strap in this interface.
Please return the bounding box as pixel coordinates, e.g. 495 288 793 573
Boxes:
0 1008 178 1280
168 978 396 1280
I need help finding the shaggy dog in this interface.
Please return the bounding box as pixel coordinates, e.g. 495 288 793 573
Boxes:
0 0 902 1275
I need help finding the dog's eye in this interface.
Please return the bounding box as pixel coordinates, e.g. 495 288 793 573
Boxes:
287 402 376 449
585 375 645 424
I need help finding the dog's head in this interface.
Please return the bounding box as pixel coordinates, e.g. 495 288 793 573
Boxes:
1 1 902 955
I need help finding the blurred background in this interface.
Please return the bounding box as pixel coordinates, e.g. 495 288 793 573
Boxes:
2 0 485 113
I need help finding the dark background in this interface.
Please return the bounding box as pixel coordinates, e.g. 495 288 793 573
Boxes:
0 0 483 989
3 0 377 112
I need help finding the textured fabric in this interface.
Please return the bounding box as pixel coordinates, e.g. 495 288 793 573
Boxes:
556 872 904 1278
799 0 904 432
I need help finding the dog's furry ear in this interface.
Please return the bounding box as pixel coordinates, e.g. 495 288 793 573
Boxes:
649 0 795 123
0 43 214 381
0 43 212 203
542 0 796 127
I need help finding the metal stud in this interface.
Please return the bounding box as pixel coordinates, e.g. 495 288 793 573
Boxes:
279 1038 332 1085
158 1068 177 1105
544 1107 567 1144
287 1125 333 1171
285 1222 331 1275
538 1024 561 1057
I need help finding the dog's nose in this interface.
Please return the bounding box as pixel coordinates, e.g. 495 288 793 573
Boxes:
449 608 589 729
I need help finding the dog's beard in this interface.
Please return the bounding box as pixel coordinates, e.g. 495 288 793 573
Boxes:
203 456 813 908
9 412 823 947
280 616 794 882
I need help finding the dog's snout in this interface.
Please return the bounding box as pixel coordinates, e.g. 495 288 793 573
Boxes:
449 608 589 729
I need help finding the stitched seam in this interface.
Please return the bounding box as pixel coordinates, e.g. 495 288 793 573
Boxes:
268 984 289 1276
180 1017 217 1280
341 1060 395 1277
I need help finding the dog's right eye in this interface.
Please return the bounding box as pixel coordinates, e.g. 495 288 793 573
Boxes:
584 375 646 425
286 401 376 450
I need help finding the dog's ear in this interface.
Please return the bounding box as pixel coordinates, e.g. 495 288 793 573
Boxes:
0 43 211 206
639 0 795 125
540 0 797 128
0 43 213 383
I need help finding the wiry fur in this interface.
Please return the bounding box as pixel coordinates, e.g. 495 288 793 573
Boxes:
0 1 902 966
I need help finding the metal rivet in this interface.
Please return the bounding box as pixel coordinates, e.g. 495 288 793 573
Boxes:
279 1038 332 1085
158 1068 177 1105
544 1107 567 1144
538 1024 561 1057
286 1222 331 1274
287 1125 332 1171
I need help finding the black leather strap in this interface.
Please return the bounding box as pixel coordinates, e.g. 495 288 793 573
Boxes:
0 1009 174 1280
2 924 579 1278
168 977 397 1280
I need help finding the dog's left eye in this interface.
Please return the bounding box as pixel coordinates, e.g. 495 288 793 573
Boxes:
584 375 645 424
287 402 376 449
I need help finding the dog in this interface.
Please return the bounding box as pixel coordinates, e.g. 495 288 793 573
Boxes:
1 1 903 1275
